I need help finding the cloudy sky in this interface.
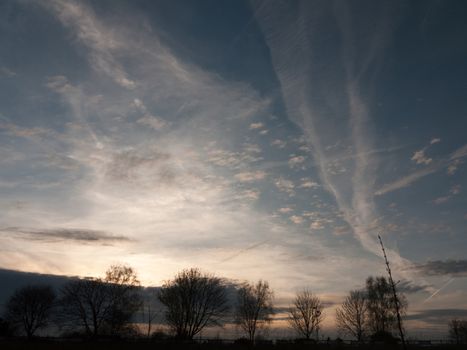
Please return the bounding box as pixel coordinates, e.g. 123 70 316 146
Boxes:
1 0 467 337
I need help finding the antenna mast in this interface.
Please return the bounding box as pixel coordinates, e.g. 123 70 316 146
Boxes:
378 234 406 350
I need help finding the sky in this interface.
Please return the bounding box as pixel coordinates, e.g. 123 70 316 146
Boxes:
1 0 467 338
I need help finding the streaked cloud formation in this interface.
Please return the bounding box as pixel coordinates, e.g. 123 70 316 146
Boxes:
1 0 467 336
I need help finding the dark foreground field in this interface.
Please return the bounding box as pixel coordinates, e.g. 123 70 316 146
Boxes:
0 339 465 350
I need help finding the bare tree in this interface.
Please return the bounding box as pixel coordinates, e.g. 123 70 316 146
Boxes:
141 288 159 338
336 290 367 342
5 285 55 339
236 280 274 343
158 268 229 340
104 264 142 335
449 319 467 344
58 264 141 337
366 276 407 338
288 290 323 340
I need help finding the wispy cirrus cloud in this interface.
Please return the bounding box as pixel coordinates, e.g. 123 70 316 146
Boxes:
253 0 409 269
0 0 350 293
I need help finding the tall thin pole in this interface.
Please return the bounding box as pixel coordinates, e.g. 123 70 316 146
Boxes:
378 234 406 350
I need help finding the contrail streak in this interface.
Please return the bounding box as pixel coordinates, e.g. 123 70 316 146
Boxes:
423 278 454 303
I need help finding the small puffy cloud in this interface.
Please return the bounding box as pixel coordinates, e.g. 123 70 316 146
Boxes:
259 129 269 135
274 177 295 196
432 196 450 205
271 139 286 149
249 122 264 130
234 170 267 182
288 155 306 169
430 138 441 145
133 98 146 111
243 143 262 154
447 159 462 175
238 189 260 200
289 215 304 224
432 185 461 205
310 221 324 230
207 148 262 169
299 178 319 189
46 75 70 91
278 207 293 214
117 77 136 89
411 149 432 165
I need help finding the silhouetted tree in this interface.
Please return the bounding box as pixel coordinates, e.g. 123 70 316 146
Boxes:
288 290 323 340
58 264 141 337
4 285 55 339
158 268 229 340
336 290 367 342
236 280 274 343
366 276 406 337
141 288 158 338
104 264 142 335
449 319 467 344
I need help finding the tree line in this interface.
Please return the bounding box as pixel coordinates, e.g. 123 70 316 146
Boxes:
0 265 465 344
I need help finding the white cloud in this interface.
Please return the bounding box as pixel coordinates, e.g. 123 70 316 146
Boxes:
278 207 293 214
288 155 306 169
237 189 260 200
271 139 286 149
274 178 295 196
299 178 319 189
290 215 304 224
432 196 450 205
376 143 467 196
431 185 460 205
2 0 285 284
447 159 462 175
411 149 432 165
133 98 146 111
450 144 467 160
45 1 136 89
234 170 267 182
243 143 262 154
0 122 51 139
310 221 324 230
430 138 441 145
254 0 416 279
249 122 264 130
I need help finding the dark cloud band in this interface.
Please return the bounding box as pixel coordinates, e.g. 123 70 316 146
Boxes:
412 260 467 277
1 227 130 243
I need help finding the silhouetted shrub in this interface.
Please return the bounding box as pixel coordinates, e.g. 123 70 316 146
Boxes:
370 330 399 344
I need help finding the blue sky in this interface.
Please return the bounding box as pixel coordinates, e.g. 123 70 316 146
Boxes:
1 0 467 337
